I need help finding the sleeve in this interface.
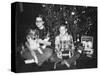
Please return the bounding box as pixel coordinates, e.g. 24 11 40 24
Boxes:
55 36 60 51
55 36 60 45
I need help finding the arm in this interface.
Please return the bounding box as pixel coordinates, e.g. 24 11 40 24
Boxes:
69 35 75 50
55 36 60 52
38 38 51 46
55 36 63 59
69 35 75 56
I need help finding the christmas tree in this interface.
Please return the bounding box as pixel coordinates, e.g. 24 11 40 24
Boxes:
40 4 95 43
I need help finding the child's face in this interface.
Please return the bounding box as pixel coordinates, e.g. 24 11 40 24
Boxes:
59 26 67 35
36 17 44 29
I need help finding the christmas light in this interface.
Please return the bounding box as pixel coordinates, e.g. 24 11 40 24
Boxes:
65 21 68 24
71 12 75 15
42 4 46 7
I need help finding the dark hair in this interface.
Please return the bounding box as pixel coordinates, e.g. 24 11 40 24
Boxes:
36 14 45 21
59 24 67 30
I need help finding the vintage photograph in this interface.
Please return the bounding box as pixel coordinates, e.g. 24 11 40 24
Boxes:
11 2 97 73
